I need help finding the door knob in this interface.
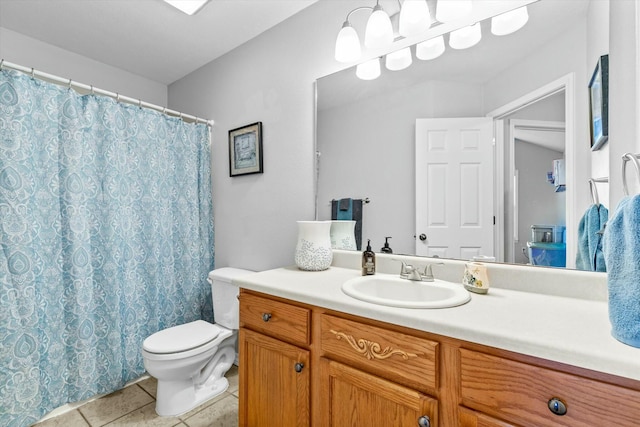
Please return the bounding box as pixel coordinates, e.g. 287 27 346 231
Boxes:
419 233 427 241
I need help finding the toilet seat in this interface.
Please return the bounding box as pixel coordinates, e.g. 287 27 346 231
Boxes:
143 320 231 359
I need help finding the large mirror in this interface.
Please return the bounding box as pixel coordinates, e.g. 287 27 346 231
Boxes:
316 0 602 270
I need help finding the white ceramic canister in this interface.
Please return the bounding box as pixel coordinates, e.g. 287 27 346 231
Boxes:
294 220 333 271
330 220 357 250
462 262 490 294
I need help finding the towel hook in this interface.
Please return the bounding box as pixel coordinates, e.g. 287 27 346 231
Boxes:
622 153 640 195
588 177 608 206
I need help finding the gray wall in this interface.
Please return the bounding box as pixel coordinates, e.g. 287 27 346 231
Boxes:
168 1 360 271
0 28 168 106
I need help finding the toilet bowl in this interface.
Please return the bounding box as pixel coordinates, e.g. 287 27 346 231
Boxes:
141 267 253 416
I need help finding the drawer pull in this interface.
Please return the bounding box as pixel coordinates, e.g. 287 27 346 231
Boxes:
294 363 304 373
330 329 418 361
262 313 272 322
548 397 567 416
417 415 431 427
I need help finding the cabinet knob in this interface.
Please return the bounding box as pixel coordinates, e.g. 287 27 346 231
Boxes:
262 313 272 322
417 415 430 427
294 363 304 373
548 397 567 416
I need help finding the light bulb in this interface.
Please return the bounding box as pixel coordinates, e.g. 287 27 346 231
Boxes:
435 0 472 23
356 58 381 80
399 0 431 37
416 35 445 60
386 47 413 71
449 22 482 50
491 6 529 36
335 21 362 62
364 4 393 49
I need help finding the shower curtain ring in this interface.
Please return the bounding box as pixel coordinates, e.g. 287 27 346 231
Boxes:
90 85 95 95
116 93 120 102
31 68 35 78
138 99 142 109
68 78 73 89
163 107 167 114
0 59 4 70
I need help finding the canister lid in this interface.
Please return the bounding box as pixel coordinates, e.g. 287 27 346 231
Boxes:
143 320 220 354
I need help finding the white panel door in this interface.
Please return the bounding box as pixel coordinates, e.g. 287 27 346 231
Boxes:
415 118 494 259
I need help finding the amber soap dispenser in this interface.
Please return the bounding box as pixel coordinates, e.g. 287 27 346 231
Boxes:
362 239 376 275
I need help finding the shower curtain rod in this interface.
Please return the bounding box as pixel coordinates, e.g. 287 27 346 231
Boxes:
0 59 214 127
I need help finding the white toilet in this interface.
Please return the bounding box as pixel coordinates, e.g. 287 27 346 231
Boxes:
141 267 252 416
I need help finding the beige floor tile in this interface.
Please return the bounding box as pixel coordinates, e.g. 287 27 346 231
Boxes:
182 395 238 427
102 402 181 427
33 409 90 427
137 377 158 399
79 384 154 426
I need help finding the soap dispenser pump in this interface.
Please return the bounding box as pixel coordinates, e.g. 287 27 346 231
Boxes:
362 239 376 276
381 237 393 254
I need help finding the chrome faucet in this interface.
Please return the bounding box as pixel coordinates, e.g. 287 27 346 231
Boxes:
399 261 444 282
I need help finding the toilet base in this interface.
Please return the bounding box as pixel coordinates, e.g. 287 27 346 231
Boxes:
153 343 236 417
155 376 229 417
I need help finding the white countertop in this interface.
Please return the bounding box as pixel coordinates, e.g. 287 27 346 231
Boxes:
234 259 640 383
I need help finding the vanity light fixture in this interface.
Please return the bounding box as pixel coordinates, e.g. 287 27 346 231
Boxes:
364 1 394 49
335 0 433 62
163 0 209 15
416 35 445 60
449 22 482 50
335 17 363 62
341 0 528 80
356 57 382 80
491 6 529 36
385 46 413 71
399 0 431 37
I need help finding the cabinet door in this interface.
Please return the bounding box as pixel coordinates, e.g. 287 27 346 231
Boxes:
319 358 438 427
239 328 309 427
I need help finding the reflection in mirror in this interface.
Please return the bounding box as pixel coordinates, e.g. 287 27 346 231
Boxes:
316 0 597 270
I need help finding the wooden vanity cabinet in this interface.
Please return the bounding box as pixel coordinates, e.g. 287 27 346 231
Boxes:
318 314 439 426
238 291 311 426
239 289 640 427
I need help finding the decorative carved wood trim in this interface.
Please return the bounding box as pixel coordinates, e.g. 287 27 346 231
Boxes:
329 329 418 361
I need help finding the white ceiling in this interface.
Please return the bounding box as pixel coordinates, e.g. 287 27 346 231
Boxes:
0 0 318 85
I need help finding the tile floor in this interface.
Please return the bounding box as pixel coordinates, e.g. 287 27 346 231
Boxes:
33 366 239 427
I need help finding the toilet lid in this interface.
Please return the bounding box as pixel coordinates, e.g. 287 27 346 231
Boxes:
143 320 221 354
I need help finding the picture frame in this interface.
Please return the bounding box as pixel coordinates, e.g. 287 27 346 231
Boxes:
228 122 263 176
588 54 609 151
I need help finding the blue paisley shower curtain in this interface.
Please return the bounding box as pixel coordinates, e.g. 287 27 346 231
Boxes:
0 70 214 426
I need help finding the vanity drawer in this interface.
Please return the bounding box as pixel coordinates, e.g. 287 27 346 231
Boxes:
240 291 310 346
320 314 438 394
459 348 640 427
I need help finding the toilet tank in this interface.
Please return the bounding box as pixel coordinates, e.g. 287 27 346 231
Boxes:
208 267 254 330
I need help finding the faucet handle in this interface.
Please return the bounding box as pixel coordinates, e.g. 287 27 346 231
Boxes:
398 261 413 278
421 262 444 281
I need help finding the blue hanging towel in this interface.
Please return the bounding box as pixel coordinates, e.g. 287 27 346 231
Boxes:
576 204 608 271
602 195 640 347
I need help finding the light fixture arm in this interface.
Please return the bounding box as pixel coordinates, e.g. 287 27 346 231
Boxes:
344 6 373 25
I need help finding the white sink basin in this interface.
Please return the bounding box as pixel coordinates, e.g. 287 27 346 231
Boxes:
341 274 470 309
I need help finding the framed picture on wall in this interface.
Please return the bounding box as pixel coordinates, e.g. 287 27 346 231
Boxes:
589 54 609 151
228 122 263 176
